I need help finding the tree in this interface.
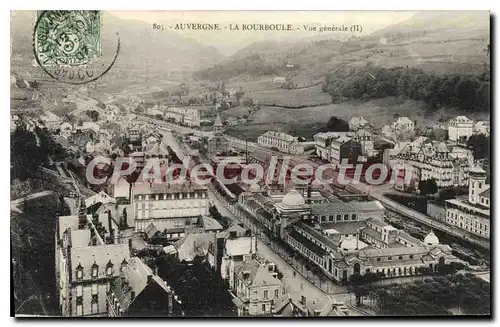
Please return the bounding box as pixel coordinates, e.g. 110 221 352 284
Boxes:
325 116 349 132
418 179 438 196
467 134 490 160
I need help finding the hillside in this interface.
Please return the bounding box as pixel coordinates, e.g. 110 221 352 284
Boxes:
193 11 490 85
10 11 223 94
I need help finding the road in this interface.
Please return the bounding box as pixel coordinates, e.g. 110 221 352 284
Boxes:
208 187 360 315
11 190 54 213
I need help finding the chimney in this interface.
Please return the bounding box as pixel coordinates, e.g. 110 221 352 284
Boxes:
107 211 114 243
147 274 153 283
307 182 312 204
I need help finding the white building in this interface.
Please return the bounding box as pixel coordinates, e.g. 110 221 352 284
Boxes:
394 137 469 190
132 182 210 234
448 116 473 142
445 164 490 239
474 121 490 136
349 117 368 131
273 77 286 84
40 111 62 130
391 117 414 134
258 131 304 155
55 207 132 317
163 107 201 127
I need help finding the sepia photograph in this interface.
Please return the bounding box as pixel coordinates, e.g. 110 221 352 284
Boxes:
10 9 491 318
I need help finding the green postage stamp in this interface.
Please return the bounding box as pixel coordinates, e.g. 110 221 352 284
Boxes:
34 10 101 67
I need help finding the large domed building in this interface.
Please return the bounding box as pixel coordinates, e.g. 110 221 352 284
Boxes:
424 230 440 246
274 189 310 217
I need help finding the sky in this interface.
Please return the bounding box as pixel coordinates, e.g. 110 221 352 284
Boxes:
111 11 417 54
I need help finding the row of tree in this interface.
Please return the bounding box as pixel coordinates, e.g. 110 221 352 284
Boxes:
322 64 490 112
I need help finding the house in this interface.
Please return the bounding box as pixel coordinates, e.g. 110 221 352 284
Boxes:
313 132 363 164
273 77 286 84
349 117 368 131
233 257 284 316
40 111 62 130
106 256 183 317
391 117 414 134
448 116 473 142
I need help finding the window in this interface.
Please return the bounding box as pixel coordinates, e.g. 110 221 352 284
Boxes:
336 215 341 222
76 285 83 297
91 283 98 295
274 289 279 298
92 262 99 278
377 258 381 262
321 216 326 222
76 304 83 316
398 256 403 260
106 260 114 277
262 304 266 312
263 290 268 299
76 263 84 280
388 256 392 261
409 255 414 259
343 214 349 221
329 215 333 222
351 214 357 221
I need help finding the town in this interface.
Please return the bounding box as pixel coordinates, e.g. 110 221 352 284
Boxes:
11 78 490 317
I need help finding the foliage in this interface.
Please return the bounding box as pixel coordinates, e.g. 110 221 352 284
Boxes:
317 116 350 133
418 178 438 196
467 134 490 160
376 273 490 316
322 64 490 112
11 124 66 181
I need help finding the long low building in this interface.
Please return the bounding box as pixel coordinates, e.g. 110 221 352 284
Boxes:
238 187 462 285
257 131 304 155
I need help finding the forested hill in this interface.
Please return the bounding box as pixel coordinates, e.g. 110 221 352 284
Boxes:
322 64 490 113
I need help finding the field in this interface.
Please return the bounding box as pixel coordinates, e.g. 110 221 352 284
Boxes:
225 96 491 141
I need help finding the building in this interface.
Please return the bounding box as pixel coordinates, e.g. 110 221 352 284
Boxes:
233 257 284 316
474 121 490 136
313 132 362 165
106 257 183 317
448 116 473 142
131 182 210 236
444 164 490 239
163 107 201 127
257 131 304 155
355 129 376 157
40 111 62 130
238 188 461 285
391 117 414 134
349 117 368 131
55 201 132 317
273 77 286 84
208 113 228 157
393 137 469 190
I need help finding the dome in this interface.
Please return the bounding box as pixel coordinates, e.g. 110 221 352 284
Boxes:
424 231 439 246
281 189 305 207
249 183 261 192
340 237 358 251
